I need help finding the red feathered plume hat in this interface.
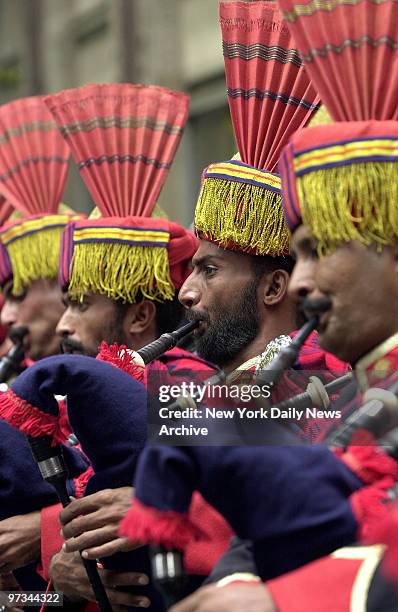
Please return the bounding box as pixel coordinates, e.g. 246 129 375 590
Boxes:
0 96 80 295
279 0 398 253
44 83 197 303
194 1 320 256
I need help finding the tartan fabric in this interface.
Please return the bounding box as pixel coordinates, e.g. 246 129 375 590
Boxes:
232 330 350 441
278 330 350 442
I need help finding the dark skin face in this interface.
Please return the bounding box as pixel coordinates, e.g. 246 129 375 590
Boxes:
178 240 295 371
56 292 158 357
1 278 65 360
289 225 398 364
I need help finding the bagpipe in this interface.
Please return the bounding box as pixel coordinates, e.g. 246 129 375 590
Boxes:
0 319 200 612
25 314 398 610
6 315 398 609
135 319 199 365
0 326 28 384
140 318 398 605
326 383 398 449
165 316 352 419
147 316 358 605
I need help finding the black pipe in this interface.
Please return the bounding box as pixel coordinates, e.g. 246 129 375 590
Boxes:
0 327 28 383
29 436 113 612
137 320 199 365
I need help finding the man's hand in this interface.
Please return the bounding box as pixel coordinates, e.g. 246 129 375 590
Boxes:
0 574 23 611
60 487 137 559
50 550 150 610
0 511 40 574
169 583 278 612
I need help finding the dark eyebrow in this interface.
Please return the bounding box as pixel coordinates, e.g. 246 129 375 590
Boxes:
296 237 317 252
191 254 223 267
64 293 84 306
61 293 70 306
2 285 12 299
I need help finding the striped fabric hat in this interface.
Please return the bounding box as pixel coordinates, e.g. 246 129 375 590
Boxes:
0 213 81 295
0 96 79 295
194 1 320 257
279 0 398 253
44 84 197 304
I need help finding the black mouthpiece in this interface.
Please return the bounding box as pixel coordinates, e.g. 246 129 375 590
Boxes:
137 320 200 365
0 327 28 383
9 326 28 345
290 317 319 350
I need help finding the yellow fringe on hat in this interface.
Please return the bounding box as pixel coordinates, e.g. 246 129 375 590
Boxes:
7 226 64 296
195 177 290 256
68 242 175 303
297 161 398 255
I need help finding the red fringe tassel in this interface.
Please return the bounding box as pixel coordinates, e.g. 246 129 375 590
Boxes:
119 498 204 551
96 342 145 383
0 389 64 443
74 465 95 498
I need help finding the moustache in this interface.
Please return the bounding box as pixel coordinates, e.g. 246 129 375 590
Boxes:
186 309 210 325
301 297 332 316
9 326 29 346
60 338 86 355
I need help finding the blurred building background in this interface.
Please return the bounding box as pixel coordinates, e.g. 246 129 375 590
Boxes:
0 0 236 226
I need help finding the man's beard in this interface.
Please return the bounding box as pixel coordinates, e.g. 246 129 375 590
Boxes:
60 337 97 357
60 313 129 358
192 279 260 368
